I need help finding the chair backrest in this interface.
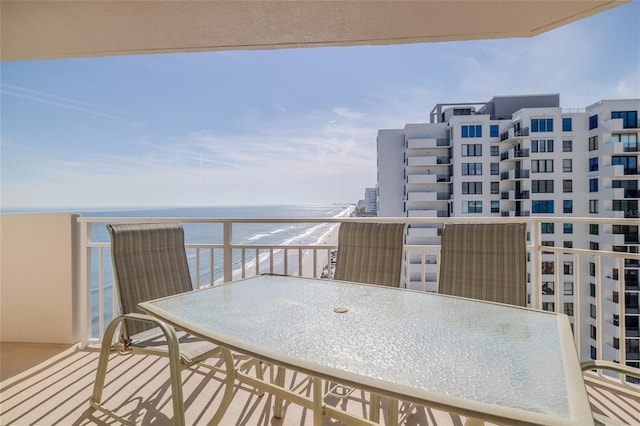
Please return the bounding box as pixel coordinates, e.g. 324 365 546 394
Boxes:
334 222 405 287
108 222 193 338
438 223 527 306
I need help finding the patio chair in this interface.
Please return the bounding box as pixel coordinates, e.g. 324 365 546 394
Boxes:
331 221 406 422
438 223 527 306
90 223 262 426
581 360 640 426
334 221 406 287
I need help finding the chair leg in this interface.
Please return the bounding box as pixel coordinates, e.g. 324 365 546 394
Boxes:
207 348 236 426
161 322 186 426
90 316 124 408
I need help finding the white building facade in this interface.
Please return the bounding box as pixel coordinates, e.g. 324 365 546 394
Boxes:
377 94 639 375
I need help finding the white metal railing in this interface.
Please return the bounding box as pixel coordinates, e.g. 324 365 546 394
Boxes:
77 215 640 389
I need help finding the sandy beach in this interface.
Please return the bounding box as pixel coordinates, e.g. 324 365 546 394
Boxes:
303 222 340 278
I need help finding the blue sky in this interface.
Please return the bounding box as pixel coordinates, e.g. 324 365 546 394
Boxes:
1 2 639 209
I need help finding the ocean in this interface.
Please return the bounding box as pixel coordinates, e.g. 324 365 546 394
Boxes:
71 204 354 335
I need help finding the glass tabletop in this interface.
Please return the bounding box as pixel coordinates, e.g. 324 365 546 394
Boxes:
140 274 592 425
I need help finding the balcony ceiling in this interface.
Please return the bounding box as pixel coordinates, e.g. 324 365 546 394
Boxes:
0 0 629 62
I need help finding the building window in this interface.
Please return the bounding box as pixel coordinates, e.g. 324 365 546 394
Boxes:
562 117 572 132
462 182 482 194
588 135 598 151
612 156 638 174
613 337 620 350
589 224 599 235
589 178 598 192
590 303 596 319
531 118 553 132
564 303 574 316
589 114 598 130
590 325 597 339
490 124 499 137
462 125 482 138
563 140 572 152
589 200 599 214
590 241 600 251
613 291 619 303
462 163 482 175
564 282 573 296
532 200 554 213
491 200 499 213
531 139 553 153
490 182 499 194
563 261 574 275
541 222 554 233
542 302 555 312
563 159 572 172
542 282 554 295
490 162 499 175
563 200 573 213
563 180 572 193
462 144 482 156
563 241 573 248
541 240 554 254
541 261 554 274
589 158 598 171
613 314 619 326
612 133 638 152
590 263 596 276
612 200 639 218
462 201 482 213
590 284 596 298
612 110 638 128
531 159 553 173
563 223 573 234
590 345 597 360
490 146 499 156
532 180 554 193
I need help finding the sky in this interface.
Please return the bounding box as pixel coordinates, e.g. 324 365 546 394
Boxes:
1 2 639 210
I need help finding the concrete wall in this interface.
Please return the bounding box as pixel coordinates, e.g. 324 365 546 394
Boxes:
1 214 80 344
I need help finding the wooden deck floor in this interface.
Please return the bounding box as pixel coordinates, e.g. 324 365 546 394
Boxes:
1 343 639 426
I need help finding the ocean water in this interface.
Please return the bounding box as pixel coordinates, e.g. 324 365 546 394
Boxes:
76 204 353 335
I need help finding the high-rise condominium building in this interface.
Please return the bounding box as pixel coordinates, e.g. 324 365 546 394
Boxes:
377 94 639 375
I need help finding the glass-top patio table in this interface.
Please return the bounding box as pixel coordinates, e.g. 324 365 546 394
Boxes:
138 274 593 426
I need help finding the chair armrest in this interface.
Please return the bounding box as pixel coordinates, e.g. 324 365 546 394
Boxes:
581 360 640 378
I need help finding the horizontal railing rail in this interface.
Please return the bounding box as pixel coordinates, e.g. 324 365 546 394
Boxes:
78 215 640 389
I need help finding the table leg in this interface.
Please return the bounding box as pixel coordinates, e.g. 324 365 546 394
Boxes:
369 393 380 423
313 376 323 426
387 398 399 426
273 366 286 419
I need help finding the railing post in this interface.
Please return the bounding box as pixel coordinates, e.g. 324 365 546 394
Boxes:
223 221 233 283
79 220 91 348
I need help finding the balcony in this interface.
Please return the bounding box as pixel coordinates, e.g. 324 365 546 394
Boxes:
500 127 530 141
500 148 530 161
2 214 640 425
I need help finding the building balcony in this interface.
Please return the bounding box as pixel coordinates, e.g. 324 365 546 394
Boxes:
500 127 530 141
500 169 530 180
2 214 640 425
406 137 438 149
500 148 530 161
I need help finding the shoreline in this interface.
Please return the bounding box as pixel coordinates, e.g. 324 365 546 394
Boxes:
303 223 339 278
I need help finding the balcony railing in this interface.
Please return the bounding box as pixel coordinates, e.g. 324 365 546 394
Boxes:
72 215 640 389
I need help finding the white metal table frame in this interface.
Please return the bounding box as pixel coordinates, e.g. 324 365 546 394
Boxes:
138 274 594 426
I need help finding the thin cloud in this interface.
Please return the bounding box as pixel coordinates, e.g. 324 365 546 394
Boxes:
0 83 125 120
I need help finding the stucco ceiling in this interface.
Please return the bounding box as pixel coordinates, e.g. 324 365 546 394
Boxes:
0 0 629 62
